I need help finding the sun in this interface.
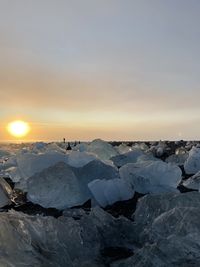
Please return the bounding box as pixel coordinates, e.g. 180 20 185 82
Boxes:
7 120 30 138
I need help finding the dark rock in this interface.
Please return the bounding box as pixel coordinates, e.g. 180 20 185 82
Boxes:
105 192 144 219
101 246 134 263
177 184 198 193
13 202 62 218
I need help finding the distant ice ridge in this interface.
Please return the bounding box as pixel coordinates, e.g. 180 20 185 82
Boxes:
73 139 119 160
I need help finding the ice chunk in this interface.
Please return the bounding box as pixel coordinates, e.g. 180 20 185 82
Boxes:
175 147 187 155
8 150 69 183
27 162 89 209
0 207 136 266
120 161 182 194
0 210 100 266
116 143 132 154
88 179 134 207
77 207 136 249
67 151 98 168
166 153 188 166
73 159 120 184
0 149 11 163
0 177 12 208
183 171 200 190
27 159 119 209
72 142 89 152
133 192 200 242
112 192 200 267
126 206 200 267
184 146 200 174
132 142 149 151
110 149 145 168
87 139 118 160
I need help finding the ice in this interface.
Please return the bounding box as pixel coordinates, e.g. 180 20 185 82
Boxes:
110 149 145 168
166 153 188 166
133 192 200 234
183 171 200 190
116 143 132 154
8 150 68 184
77 207 136 249
73 159 120 184
31 141 47 152
0 149 11 163
26 142 66 154
0 210 100 266
0 207 136 266
132 142 149 151
184 146 200 174
27 162 89 209
2 141 200 266
175 147 188 155
88 179 134 207
131 204 200 266
132 192 200 248
110 192 200 267
72 142 89 152
87 139 119 160
119 160 182 194
0 177 12 208
67 151 98 168
71 139 118 160
27 160 119 209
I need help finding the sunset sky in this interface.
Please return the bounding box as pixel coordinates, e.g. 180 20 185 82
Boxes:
1 0 200 141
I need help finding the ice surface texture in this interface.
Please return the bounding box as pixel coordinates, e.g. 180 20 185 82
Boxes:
27 160 119 209
112 192 200 267
0 208 135 267
88 178 134 207
119 160 182 194
184 146 200 174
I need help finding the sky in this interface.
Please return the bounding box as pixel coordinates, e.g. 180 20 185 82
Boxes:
1 0 200 141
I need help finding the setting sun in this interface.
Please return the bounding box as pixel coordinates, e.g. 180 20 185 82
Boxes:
7 120 30 138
